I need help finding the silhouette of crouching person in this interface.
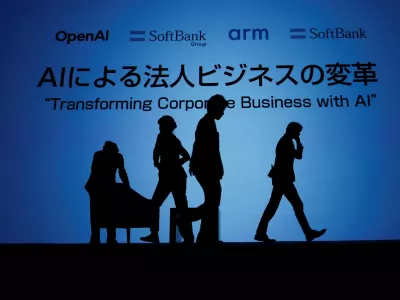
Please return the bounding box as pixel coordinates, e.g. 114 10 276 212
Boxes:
140 116 194 244
85 141 130 244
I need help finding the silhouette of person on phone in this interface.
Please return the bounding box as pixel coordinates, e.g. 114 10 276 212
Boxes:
255 122 326 243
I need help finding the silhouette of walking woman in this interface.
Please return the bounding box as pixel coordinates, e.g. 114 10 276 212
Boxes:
255 122 326 243
140 116 194 244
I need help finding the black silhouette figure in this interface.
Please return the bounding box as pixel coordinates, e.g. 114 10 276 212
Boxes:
255 122 326 243
85 141 130 244
140 116 195 244
186 94 229 244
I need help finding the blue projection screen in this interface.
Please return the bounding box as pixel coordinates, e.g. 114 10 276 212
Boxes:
1 0 399 243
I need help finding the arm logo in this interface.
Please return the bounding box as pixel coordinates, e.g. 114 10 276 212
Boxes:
228 28 269 40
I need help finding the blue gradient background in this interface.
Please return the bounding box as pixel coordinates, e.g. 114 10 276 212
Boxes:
0 0 398 243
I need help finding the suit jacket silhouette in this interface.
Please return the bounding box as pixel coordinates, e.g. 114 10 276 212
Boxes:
190 113 223 179
268 133 303 183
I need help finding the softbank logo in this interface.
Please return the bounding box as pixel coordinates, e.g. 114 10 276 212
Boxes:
228 28 269 40
129 30 207 47
289 28 367 39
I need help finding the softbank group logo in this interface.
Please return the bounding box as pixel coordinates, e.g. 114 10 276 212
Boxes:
129 30 207 47
289 28 367 40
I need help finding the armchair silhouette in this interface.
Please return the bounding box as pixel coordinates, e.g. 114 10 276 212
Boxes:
97 183 154 243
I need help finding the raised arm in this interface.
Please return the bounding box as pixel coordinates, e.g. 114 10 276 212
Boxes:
294 138 303 160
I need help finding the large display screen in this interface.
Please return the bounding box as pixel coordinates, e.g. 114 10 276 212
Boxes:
1 0 398 243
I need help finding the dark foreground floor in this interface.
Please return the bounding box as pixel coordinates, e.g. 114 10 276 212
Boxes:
1 240 399 273
2 241 398 296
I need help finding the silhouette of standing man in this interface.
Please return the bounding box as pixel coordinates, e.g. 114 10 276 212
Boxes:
140 116 194 244
188 94 229 244
85 141 130 244
255 122 326 243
